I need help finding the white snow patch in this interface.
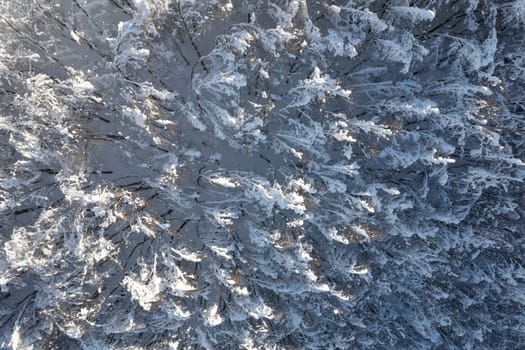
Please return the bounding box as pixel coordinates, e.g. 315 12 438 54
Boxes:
204 304 223 326
70 30 82 44
122 263 162 311
209 176 239 188
123 106 147 127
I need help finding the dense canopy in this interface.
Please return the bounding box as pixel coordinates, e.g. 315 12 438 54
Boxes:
0 0 524 349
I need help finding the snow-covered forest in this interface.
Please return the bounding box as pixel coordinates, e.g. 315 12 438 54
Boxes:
0 0 524 348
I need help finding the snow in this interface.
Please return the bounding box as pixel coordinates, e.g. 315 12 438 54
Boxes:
122 264 163 311
391 6 436 23
1 0 524 348
244 180 307 215
123 106 148 127
204 304 223 326
209 176 239 188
